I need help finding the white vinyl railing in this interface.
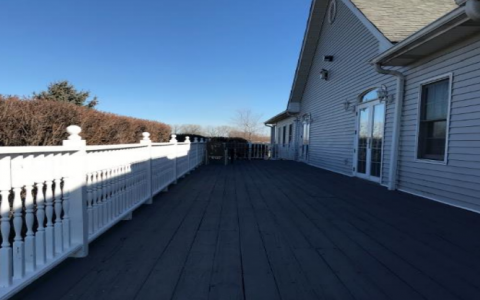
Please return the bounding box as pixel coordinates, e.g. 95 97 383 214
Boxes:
248 143 271 160
0 126 206 299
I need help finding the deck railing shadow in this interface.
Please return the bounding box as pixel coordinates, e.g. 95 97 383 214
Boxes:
0 126 206 299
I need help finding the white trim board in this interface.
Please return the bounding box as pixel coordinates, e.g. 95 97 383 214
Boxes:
398 188 480 215
413 73 453 165
304 161 355 178
305 161 480 216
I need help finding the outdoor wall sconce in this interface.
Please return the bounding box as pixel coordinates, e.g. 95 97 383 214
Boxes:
377 84 394 104
323 55 334 62
320 69 329 80
343 99 356 112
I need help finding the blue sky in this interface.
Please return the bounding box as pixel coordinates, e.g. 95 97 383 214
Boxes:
0 0 311 127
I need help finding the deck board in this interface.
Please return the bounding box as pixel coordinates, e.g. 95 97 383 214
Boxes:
14 161 480 300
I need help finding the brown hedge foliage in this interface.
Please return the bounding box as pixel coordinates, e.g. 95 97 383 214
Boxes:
0 95 171 146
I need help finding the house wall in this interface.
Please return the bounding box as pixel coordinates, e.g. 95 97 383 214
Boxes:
397 33 480 212
299 0 396 183
272 117 297 160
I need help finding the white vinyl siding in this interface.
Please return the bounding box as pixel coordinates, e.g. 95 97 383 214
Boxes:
398 33 480 212
298 0 396 182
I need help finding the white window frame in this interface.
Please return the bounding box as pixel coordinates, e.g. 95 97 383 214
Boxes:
414 73 453 165
352 94 387 183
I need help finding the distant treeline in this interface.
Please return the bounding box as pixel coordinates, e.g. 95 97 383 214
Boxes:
0 95 171 146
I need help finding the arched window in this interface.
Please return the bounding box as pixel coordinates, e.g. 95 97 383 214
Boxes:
359 88 381 103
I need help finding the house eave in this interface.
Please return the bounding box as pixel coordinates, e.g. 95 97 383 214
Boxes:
286 0 329 106
264 111 297 125
371 6 479 66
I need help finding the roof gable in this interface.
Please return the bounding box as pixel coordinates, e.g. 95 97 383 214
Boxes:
350 0 458 42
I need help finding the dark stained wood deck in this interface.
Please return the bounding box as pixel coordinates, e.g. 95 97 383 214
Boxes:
14 161 480 300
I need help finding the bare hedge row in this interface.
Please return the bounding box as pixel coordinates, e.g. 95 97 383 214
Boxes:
0 96 171 146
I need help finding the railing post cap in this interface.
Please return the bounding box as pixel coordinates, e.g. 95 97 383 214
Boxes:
170 134 178 144
67 125 82 141
140 132 152 144
185 136 191 144
63 125 86 146
193 137 199 143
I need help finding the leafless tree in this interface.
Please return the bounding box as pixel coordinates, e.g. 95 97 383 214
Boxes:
231 109 264 141
202 125 237 138
176 124 204 135
171 124 182 134
204 126 220 137
217 125 234 137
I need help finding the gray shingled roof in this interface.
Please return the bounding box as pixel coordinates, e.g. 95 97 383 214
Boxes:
351 0 458 42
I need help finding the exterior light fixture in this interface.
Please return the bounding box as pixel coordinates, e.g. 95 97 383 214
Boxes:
343 99 355 112
377 84 394 104
320 69 329 80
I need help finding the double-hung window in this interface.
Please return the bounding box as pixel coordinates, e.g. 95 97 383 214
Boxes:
417 76 451 162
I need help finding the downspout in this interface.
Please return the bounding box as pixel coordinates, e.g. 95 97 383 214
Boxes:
374 64 405 191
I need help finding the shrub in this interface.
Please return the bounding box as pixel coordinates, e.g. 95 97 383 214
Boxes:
0 95 171 146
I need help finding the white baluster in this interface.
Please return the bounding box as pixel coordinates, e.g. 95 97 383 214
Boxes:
110 167 116 219
85 152 93 236
101 168 107 226
110 160 116 220
124 164 129 211
116 166 122 215
0 156 13 287
23 154 36 273
62 153 71 249
53 153 63 254
44 153 55 259
115 165 121 216
92 170 99 234
86 173 93 235
107 153 112 222
127 164 133 207
11 155 25 279
106 167 112 223
114 165 120 216
101 152 107 225
96 163 103 229
34 154 46 266
120 165 126 213
124 164 129 208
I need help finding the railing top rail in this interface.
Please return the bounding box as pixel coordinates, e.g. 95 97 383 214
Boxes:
86 144 147 151
178 141 205 145
0 146 78 155
151 142 174 147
